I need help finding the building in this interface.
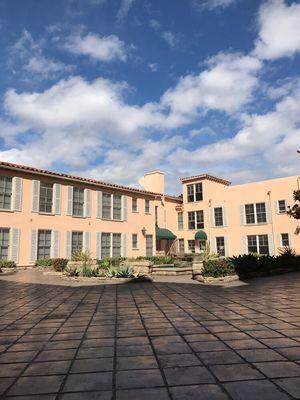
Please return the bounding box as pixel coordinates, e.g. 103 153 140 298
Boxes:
0 160 299 266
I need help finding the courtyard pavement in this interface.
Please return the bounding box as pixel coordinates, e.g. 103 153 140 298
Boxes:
0 271 300 399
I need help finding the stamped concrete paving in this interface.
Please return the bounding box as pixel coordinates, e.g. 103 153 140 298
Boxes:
0 271 300 399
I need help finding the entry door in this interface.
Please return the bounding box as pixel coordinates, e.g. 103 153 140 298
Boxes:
146 235 153 257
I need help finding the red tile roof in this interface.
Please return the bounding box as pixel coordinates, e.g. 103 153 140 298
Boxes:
180 173 231 186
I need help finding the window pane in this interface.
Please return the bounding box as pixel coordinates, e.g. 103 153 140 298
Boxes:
278 200 286 213
0 176 12 210
145 200 150 213
188 240 195 253
71 231 83 255
256 203 267 223
258 234 269 255
39 182 53 213
0 228 10 260
112 233 121 257
247 235 257 254
73 188 84 216
102 193 112 219
187 185 194 202
132 234 138 249
196 210 204 229
178 212 183 230
37 230 52 259
245 204 255 224
281 233 289 247
188 212 195 230
113 195 122 220
195 183 203 201
214 207 223 226
101 233 111 258
216 237 225 257
146 235 153 257
132 198 137 212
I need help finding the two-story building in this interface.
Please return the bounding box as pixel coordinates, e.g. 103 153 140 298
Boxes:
0 160 299 265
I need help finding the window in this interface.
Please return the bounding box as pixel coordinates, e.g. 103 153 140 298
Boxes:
145 199 150 213
112 233 122 257
188 211 204 230
188 240 195 253
187 183 203 202
177 212 183 230
132 197 138 212
73 188 84 216
101 233 111 259
245 203 267 224
178 239 184 254
0 176 12 210
146 235 153 257
216 237 225 257
247 234 269 255
281 233 290 247
39 182 53 213
214 207 223 227
37 230 51 259
155 206 158 226
0 228 9 260
278 200 287 214
102 193 112 219
71 231 83 255
132 234 138 249
113 195 122 220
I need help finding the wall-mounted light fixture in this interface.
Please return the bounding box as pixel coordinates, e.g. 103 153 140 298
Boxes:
141 227 147 236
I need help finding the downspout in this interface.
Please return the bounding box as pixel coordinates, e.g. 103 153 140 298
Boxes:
267 191 276 255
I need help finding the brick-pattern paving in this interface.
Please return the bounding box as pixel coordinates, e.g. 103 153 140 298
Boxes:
0 273 300 399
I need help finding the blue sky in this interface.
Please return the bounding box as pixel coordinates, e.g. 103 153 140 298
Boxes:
0 0 299 194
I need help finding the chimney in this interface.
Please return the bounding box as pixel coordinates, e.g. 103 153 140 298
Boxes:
138 171 165 195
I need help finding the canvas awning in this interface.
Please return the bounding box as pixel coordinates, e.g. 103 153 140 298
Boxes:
156 228 177 240
195 230 207 240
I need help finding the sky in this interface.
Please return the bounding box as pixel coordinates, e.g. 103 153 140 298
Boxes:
0 0 300 195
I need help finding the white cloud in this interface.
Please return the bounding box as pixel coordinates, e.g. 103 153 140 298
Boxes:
254 0 300 60
116 0 135 22
9 30 71 80
189 126 216 138
148 63 158 72
192 0 237 11
65 32 128 62
161 53 262 119
161 31 177 48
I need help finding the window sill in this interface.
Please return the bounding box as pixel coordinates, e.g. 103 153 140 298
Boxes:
132 210 139 213
71 215 85 219
244 222 268 226
0 208 13 213
132 248 139 251
145 212 151 215
39 212 54 216
101 218 124 222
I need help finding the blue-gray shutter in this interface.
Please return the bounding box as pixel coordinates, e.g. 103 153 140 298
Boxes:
12 177 23 211
83 232 91 254
222 206 227 227
268 234 274 255
67 186 73 216
240 205 245 225
242 236 248 254
96 232 102 259
30 229 38 263
96 191 102 219
288 233 292 248
224 236 229 257
122 195 128 221
53 184 61 215
209 208 215 228
10 228 20 263
51 231 60 259
274 200 279 214
65 231 71 259
266 202 272 223
32 180 40 212
122 233 127 258
84 189 91 218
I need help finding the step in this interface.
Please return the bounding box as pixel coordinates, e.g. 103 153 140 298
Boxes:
152 267 193 276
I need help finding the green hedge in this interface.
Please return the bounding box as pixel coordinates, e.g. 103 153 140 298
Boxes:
52 258 68 272
0 260 16 269
135 256 174 264
202 259 235 278
35 258 53 267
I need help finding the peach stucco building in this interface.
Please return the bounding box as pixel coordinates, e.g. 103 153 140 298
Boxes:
0 160 299 266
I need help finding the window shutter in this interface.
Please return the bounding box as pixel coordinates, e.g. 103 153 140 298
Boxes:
96 191 102 219
51 230 60 259
224 237 229 257
240 205 245 225
266 202 272 223
122 195 128 221
10 228 20 263
96 232 102 259
65 231 71 259
242 236 248 254
209 208 215 228
268 234 274 256
32 180 40 212
53 184 61 215
30 229 38 263
277 234 282 249
122 233 127 258
67 186 73 216
210 237 217 253
12 177 23 211
83 232 91 254
274 200 279 214
288 233 292 248
84 189 91 218
222 207 227 227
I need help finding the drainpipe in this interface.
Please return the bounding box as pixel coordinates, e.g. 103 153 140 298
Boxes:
208 199 212 253
267 191 276 256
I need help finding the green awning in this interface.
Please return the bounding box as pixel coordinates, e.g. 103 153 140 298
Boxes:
156 228 177 240
195 230 207 240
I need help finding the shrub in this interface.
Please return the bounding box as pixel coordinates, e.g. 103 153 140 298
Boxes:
105 265 134 278
135 256 174 264
97 257 126 269
71 251 91 262
35 258 53 267
276 247 300 270
52 258 68 272
0 260 16 269
202 259 235 278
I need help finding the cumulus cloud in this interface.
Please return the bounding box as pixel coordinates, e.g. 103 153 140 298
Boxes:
65 32 128 62
254 0 300 60
9 30 71 80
